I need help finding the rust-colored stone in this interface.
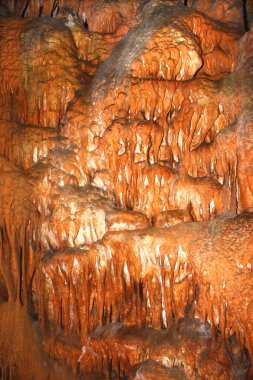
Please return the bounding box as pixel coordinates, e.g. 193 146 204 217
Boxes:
0 0 252 379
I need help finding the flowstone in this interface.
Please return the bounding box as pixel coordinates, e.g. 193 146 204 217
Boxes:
0 0 253 379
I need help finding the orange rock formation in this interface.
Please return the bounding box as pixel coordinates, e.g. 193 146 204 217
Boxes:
0 0 253 379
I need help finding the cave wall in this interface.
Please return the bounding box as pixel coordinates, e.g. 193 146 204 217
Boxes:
0 0 253 379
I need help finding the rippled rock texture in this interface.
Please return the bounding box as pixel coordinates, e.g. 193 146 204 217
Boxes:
0 0 253 379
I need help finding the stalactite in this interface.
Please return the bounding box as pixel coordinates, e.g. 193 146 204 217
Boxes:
0 0 252 378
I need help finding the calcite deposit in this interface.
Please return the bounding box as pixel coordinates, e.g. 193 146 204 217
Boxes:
0 0 253 379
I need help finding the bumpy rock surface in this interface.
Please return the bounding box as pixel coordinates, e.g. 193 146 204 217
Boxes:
0 0 252 379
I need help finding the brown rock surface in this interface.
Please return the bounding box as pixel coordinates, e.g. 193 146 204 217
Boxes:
191 0 244 29
0 0 252 379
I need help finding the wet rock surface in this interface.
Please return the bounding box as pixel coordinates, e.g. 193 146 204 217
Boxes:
0 0 252 379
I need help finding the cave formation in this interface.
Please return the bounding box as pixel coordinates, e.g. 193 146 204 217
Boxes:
0 0 253 379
